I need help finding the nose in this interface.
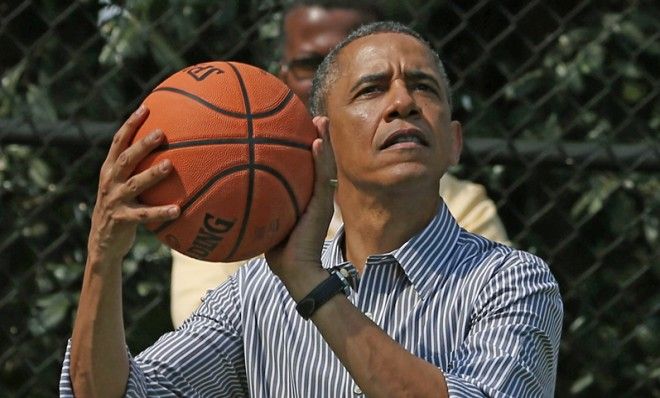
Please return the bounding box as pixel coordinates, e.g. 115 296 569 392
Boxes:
384 81 420 121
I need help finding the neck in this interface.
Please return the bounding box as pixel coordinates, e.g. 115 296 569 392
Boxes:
337 183 439 273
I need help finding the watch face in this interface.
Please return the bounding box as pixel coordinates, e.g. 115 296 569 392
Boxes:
336 265 358 291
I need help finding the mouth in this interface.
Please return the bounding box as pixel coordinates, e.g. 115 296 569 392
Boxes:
380 128 429 150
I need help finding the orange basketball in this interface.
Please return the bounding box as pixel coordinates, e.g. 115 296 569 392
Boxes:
131 61 317 262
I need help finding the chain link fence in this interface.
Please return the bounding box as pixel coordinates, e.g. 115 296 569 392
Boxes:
1 0 658 396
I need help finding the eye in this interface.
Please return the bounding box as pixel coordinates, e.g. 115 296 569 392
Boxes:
412 82 440 96
355 85 384 98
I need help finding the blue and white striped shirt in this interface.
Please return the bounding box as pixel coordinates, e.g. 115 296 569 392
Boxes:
60 202 562 397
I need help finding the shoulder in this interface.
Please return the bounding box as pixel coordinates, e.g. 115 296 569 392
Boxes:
449 231 562 323
452 231 508 268
453 232 558 291
199 257 273 304
232 257 278 289
459 232 561 310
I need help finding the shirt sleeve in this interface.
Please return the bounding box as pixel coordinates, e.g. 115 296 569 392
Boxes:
59 274 248 397
170 249 245 328
444 250 563 397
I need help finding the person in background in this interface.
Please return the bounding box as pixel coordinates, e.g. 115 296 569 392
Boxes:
61 21 561 397
170 0 509 328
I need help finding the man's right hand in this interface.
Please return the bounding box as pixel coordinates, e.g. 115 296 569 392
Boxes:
87 105 180 265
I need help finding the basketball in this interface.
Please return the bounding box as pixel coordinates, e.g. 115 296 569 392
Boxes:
131 61 317 262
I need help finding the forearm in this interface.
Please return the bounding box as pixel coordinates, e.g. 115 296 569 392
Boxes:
312 294 448 398
281 264 447 398
70 253 128 397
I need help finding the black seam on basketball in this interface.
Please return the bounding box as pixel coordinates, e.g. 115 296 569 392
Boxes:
224 62 254 261
151 85 294 120
153 137 312 152
253 164 302 217
152 164 251 234
152 87 246 119
251 90 295 118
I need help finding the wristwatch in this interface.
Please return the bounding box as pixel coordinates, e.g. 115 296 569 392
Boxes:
296 267 356 320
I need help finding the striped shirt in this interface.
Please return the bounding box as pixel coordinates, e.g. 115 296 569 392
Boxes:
60 202 563 397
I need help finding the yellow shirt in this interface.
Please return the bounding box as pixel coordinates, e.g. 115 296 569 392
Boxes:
170 174 509 328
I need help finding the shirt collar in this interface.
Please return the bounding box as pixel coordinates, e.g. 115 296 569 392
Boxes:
321 202 461 299
391 201 461 299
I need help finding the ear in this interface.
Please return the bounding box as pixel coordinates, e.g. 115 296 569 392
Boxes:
449 121 463 166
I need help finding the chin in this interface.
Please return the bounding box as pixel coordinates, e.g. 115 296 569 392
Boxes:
378 164 439 190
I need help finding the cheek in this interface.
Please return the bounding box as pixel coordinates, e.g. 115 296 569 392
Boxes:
330 117 369 168
421 99 450 120
345 104 378 135
426 106 453 136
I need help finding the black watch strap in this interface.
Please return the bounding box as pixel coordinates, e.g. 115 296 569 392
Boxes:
296 271 349 320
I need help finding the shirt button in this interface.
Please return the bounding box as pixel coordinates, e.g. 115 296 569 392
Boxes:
353 384 363 395
364 312 374 320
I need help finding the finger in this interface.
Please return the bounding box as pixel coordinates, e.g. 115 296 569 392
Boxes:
312 139 334 191
113 128 164 182
107 105 150 163
312 116 336 173
312 116 337 193
119 159 173 200
114 203 180 224
312 115 329 142
304 137 335 226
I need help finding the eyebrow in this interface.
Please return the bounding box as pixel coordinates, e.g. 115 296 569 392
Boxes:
349 69 443 94
349 72 389 94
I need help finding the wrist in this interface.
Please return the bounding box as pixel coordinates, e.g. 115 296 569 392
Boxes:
279 264 329 302
85 245 125 275
295 265 357 320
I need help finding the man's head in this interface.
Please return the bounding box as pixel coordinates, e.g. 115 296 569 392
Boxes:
279 0 384 106
310 21 462 195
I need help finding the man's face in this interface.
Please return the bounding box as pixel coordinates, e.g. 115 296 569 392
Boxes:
280 6 367 107
326 32 462 192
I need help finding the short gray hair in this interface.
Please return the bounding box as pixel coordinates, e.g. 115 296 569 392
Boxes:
309 21 452 116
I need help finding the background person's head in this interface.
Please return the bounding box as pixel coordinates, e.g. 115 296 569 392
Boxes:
279 0 384 107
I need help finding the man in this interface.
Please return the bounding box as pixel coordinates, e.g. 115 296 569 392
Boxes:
170 0 509 328
61 22 562 397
